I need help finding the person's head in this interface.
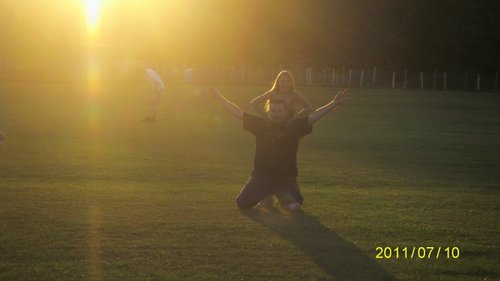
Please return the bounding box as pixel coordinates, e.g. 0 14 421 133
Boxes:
265 98 294 125
270 70 295 93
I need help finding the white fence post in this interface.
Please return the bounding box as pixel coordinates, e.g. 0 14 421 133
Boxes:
191 64 499 91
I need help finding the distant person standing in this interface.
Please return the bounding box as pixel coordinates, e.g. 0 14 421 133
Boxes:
138 67 165 123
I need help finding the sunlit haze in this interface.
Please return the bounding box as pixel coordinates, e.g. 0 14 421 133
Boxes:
84 0 102 38
83 0 104 135
0 1 497 70
0 0 307 65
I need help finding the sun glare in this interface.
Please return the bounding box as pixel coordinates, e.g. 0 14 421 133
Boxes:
83 0 104 133
84 0 102 37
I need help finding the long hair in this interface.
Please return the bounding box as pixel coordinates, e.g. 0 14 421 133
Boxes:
270 70 295 93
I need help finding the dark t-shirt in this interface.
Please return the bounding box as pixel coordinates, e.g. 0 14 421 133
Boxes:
243 113 312 177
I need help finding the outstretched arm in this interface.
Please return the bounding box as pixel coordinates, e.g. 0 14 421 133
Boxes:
207 87 244 120
308 89 349 125
250 91 272 118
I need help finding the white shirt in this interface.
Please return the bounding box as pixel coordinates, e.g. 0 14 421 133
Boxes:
146 68 165 91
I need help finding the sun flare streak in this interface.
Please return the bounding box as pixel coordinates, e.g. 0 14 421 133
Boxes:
83 0 103 133
84 0 101 37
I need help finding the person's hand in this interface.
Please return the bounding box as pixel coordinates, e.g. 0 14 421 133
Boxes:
206 87 220 99
333 89 349 106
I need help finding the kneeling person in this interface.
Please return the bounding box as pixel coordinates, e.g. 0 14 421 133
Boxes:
207 87 348 211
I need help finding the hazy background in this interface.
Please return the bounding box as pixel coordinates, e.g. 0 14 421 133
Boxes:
0 0 499 71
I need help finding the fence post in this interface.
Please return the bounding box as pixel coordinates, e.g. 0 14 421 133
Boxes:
360 70 364 88
392 71 396 89
348 69 352 85
372 66 377 85
420 72 424 89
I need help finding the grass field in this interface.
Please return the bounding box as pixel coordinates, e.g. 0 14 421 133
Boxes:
0 81 499 281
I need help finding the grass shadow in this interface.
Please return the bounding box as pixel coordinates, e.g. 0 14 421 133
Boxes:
241 208 398 281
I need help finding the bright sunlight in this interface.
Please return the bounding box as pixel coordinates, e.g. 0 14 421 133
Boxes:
83 0 104 134
84 0 102 38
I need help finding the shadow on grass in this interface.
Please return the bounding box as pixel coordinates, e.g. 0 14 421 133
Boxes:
241 208 398 281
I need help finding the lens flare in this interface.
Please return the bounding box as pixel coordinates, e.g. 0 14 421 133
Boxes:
83 0 104 135
84 0 101 37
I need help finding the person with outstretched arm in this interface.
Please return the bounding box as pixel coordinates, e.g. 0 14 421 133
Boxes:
207 87 348 211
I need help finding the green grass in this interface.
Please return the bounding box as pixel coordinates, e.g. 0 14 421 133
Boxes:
0 81 499 281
